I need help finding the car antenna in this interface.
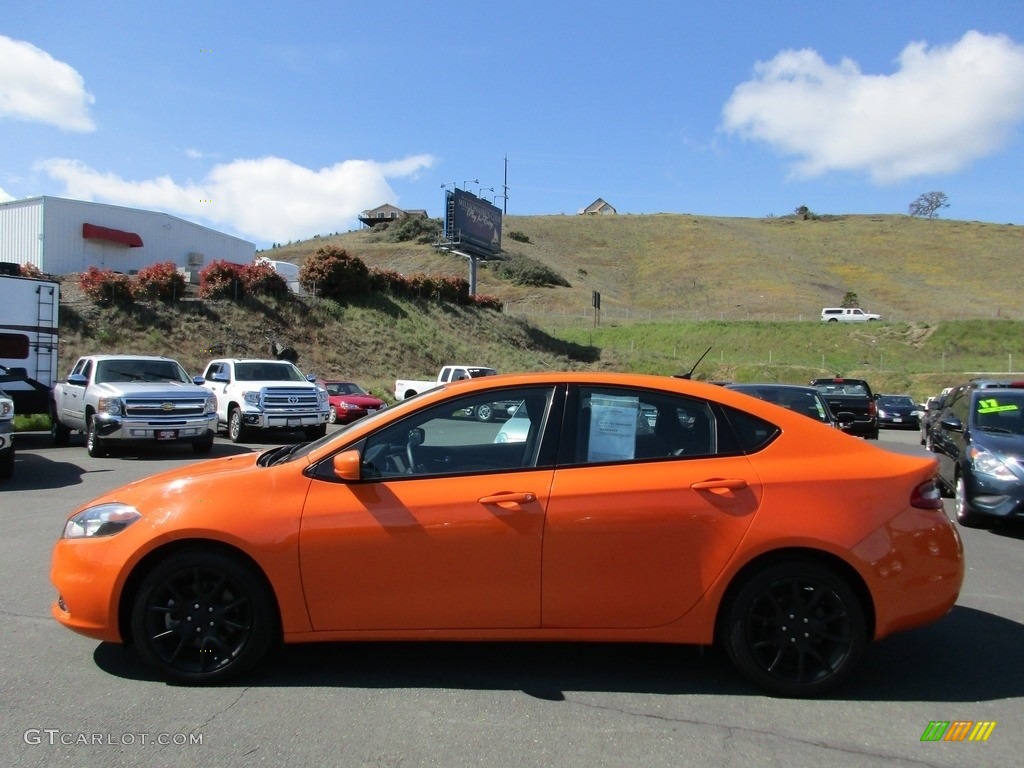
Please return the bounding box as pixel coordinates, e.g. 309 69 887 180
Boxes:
673 346 712 380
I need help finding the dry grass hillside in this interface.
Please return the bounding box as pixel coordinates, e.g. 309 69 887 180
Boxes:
266 213 1023 324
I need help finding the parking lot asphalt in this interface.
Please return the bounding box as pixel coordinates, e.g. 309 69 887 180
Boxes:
2 426 1023 768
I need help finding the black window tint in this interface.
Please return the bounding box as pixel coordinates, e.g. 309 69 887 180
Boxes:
720 405 780 453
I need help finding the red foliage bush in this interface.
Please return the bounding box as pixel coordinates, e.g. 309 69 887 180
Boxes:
298 246 370 299
241 262 289 296
78 266 134 304
19 263 44 278
134 260 186 301
199 260 244 299
469 294 503 311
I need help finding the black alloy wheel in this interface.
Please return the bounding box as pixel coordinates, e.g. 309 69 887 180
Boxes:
721 562 866 697
131 549 278 684
475 403 494 422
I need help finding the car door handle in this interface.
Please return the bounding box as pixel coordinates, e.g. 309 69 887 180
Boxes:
479 492 537 505
690 478 748 491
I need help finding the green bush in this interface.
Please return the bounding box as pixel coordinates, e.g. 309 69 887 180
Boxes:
492 254 570 287
384 216 442 244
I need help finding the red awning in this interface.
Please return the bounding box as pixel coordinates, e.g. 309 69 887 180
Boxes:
82 223 144 248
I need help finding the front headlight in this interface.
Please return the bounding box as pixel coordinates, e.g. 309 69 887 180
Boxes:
96 397 123 416
317 388 328 407
969 446 1017 482
0 400 12 419
243 391 260 406
204 393 217 414
63 503 141 539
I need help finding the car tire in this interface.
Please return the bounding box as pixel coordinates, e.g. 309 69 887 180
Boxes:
0 448 13 480
720 561 866 698
130 548 279 684
228 408 248 444
328 406 338 424
955 474 990 528
51 414 71 446
86 414 109 458
827 318 838 323
304 424 327 440
475 403 494 422
192 437 214 454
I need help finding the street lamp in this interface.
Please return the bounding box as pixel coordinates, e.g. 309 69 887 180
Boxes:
462 179 478 191
440 181 456 191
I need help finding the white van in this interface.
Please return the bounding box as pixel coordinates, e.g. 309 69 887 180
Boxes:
821 307 881 323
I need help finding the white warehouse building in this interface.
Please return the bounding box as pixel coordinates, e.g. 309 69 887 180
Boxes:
0 196 255 277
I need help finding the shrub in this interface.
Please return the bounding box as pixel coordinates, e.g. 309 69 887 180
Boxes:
470 294 503 311
78 266 134 304
241 262 289 297
134 260 186 301
19 263 43 278
299 246 370 299
506 230 531 243
384 216 443 244
436 275 470 304
199 260 244 299
368 267 407 295
492 254 570 287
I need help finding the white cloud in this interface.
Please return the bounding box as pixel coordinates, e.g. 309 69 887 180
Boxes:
722 31 1024 183
0 35 95 131
39 154 437 243
0 185 13 202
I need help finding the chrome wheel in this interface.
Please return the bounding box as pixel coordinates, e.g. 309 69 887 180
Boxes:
955 475 988 528
86 415 108 458
328 406 338 424
228 408 247 443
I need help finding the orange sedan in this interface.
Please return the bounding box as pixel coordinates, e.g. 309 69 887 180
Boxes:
50 372 963 696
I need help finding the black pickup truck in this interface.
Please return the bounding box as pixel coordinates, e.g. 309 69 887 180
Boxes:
809 377 879 439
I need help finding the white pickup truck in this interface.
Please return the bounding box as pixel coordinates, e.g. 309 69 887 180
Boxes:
201 358 329 443
395 365 516 421
50 355 218 457
394 365 497 401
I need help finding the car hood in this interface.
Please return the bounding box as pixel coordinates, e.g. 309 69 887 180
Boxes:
92 381 208 398
78 452 266 511
974 431 1024 462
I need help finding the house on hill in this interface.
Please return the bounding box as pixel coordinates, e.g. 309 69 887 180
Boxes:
358 204 429 227
578 198 616 215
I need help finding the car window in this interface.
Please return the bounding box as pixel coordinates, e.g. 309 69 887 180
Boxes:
358 386 556 479
973 394 1024 434
564 387 719 465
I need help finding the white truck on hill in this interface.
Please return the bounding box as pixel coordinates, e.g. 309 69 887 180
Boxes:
395 365 516 421
201 358 329 443
50 355 218 457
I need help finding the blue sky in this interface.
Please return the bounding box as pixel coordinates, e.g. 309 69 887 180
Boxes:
2 1 1023 248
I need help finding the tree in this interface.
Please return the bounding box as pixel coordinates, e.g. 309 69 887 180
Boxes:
908 191 949 219
841 291 860 308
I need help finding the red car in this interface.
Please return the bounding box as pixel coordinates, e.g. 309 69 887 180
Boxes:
321 381 386 424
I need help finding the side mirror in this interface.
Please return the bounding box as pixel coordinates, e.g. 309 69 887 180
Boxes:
331 449 362 481
209 371 229 383
68 373 88 387
192 375 206 385
940 416 963 433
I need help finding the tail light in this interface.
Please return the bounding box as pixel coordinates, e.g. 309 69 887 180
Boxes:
910 479 945 510
868 399 878 419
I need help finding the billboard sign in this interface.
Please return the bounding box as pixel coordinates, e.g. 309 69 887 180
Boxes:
444 189 502 257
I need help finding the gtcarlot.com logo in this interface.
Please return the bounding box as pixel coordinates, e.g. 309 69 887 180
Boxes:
920 721 996 742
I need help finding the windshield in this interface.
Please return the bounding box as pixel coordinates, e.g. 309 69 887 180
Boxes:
973 394 1024 435
325 382 368 396
95 359 190 384
878 396 915 407
235 362 305 382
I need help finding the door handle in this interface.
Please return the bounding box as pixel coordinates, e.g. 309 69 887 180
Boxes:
478 492 537 505
690 478 748 491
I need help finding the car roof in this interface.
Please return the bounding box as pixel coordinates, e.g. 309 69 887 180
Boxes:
726 383 821 393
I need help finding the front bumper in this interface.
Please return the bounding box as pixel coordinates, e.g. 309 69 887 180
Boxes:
93 412 217 442
0 422 13 453
239 409 329 430
963 470 1024 520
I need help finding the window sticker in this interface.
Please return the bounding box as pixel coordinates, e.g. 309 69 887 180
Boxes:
588 394 639 462
977 398 1020 414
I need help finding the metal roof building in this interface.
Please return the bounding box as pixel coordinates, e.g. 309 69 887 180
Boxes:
0 196 255 276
